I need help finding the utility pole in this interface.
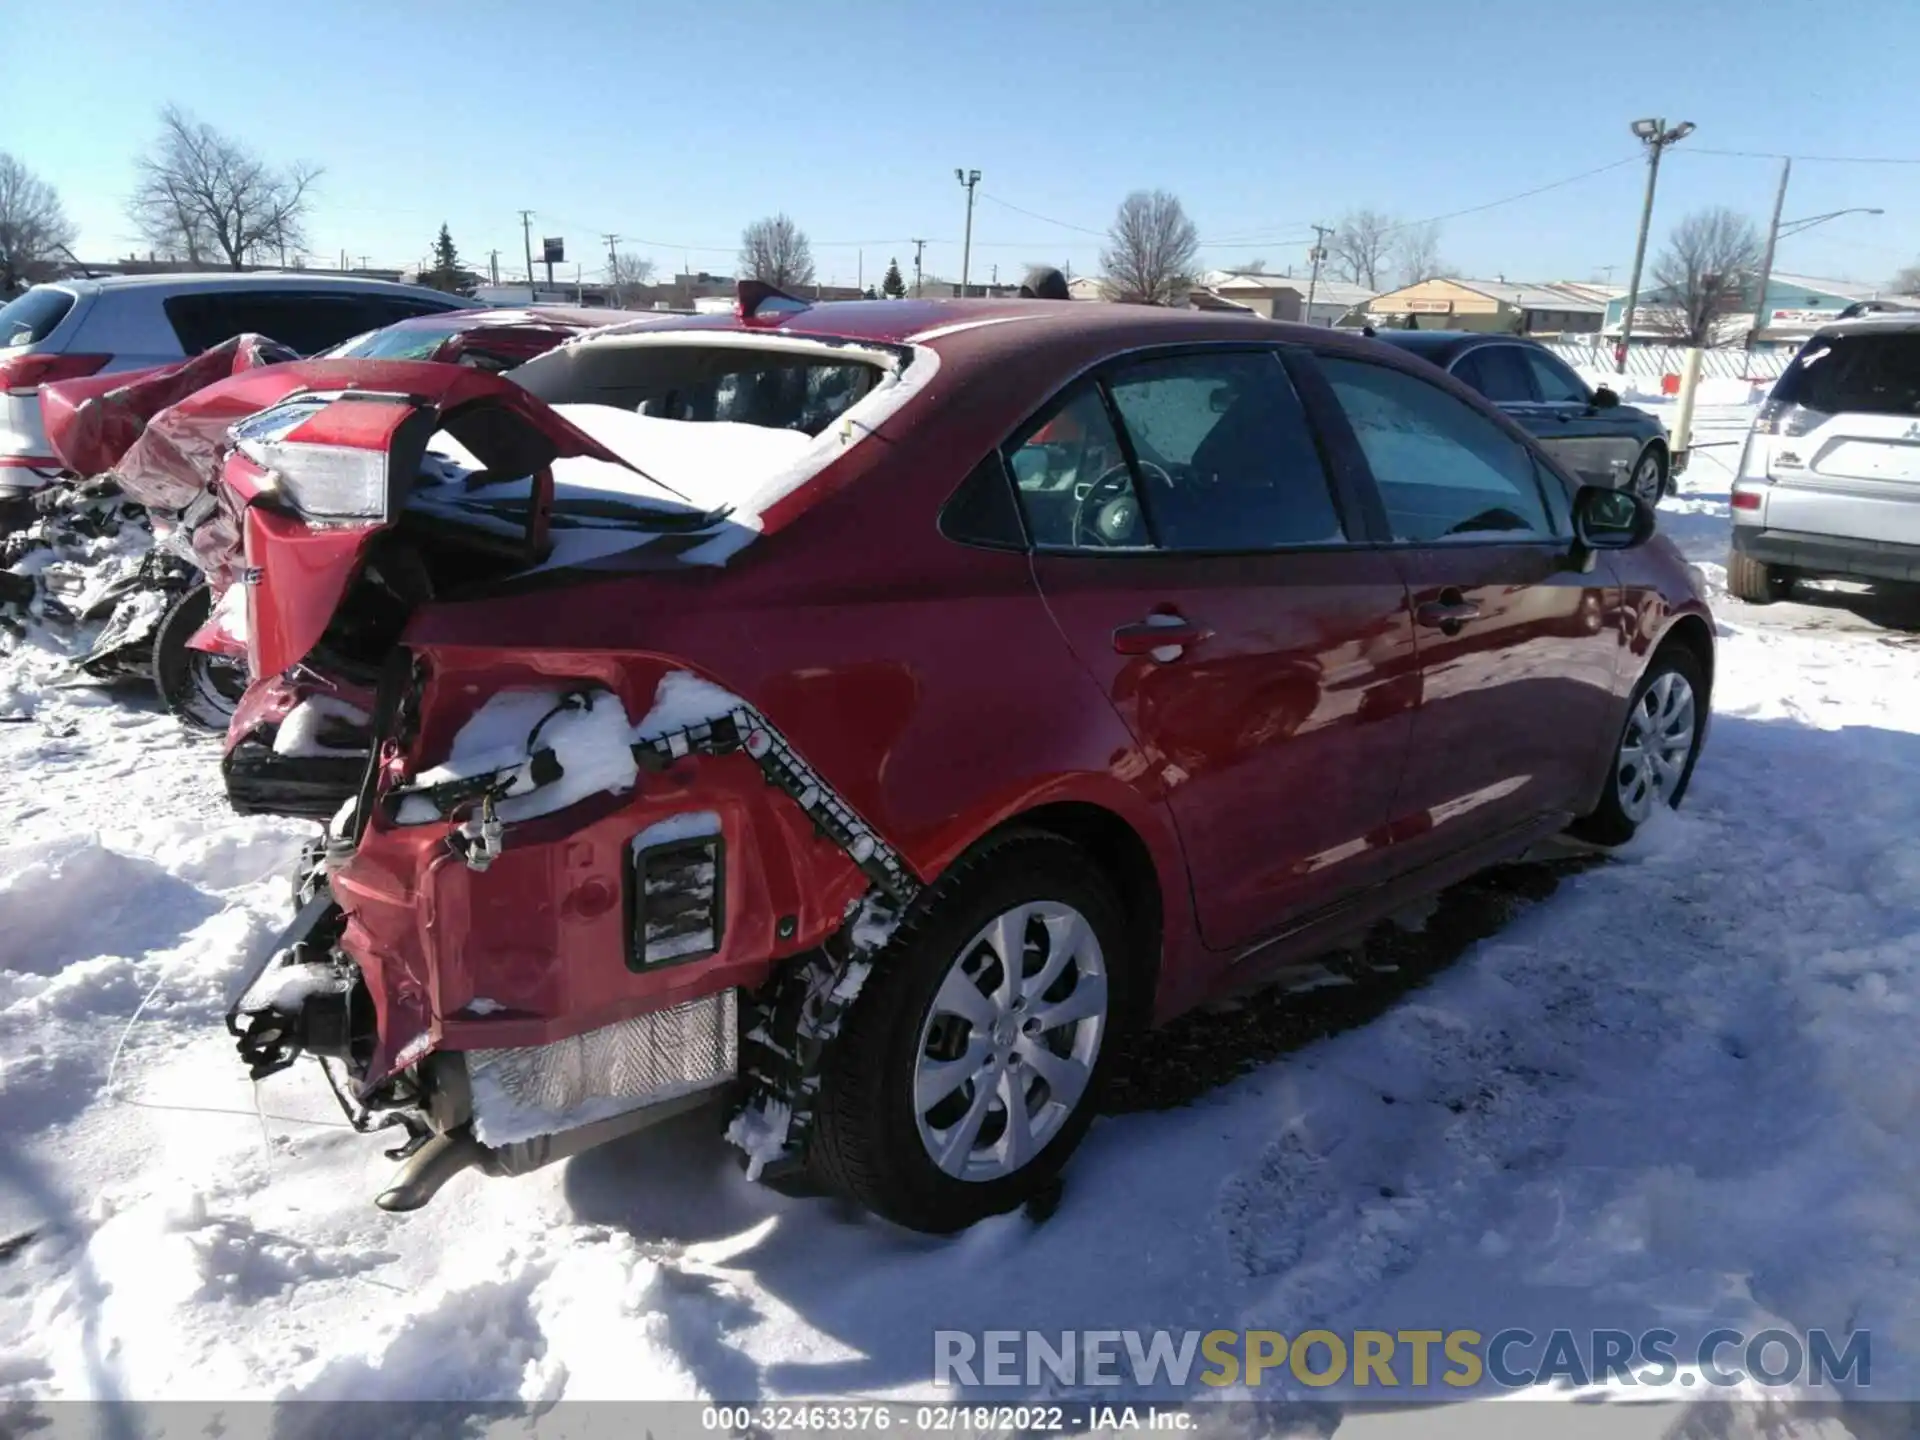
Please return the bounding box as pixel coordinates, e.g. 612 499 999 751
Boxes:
911 239 927 297
1748 157 1791 351
519 209 535 296
1616 117 1696 374
955 168 981 295
488 250 500 286
1304 224 1334 326
602 232 622 304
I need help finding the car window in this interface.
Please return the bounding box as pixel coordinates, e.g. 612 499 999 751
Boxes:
328 317 469 360
1320 357 1555 543
0 287 75 348
1104 350 1345 550
1773 332 1920 417
1452 346 1535 404
1523 348 1591 405
1005 383 1148 550
164 292 447 356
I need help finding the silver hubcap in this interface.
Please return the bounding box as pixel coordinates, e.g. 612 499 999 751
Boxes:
913 900 1107 1183
1616 670 1696 824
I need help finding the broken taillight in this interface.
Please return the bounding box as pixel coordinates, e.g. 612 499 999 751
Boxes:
0 351 109 393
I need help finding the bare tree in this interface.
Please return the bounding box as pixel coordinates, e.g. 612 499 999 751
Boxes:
1391 221 1448 286
1238 258 1267 273
1650 207 1762 346
0 153 77 295
1100 190 1199 305
607 251 655 308
1331 208 1394 290
129 106 319 268
738 214 815 290
1893 261 1920 296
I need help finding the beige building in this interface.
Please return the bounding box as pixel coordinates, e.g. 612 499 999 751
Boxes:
1362 278 1607 336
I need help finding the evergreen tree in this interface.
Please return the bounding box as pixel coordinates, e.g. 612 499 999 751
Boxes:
423 223 477 296
882 257 907 298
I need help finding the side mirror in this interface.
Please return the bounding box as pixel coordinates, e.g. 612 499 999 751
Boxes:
1591 386 1621 409
1568 483 1654 570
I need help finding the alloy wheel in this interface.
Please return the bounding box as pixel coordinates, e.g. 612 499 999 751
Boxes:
1616 670 1697 824
913 900 1108 1182
1630 450 1664 506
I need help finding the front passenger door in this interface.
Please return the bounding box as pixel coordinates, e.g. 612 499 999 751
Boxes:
1522 346 1637 489
1314 355 1618 869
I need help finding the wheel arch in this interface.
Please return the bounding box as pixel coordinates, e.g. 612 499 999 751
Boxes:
1654 610 1715 707
978 799 1165 1032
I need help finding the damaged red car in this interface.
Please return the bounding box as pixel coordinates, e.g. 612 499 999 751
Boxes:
131 289 1713 1233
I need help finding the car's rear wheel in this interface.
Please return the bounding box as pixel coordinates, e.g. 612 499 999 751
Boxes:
1726 549 1793 605
1570 646 1706 847
1627 444 1668 506
809 831 1132 1233
154 585 247 734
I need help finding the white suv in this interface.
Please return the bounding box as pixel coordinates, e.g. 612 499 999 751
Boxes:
1729 315 1920 602
0 272 477 496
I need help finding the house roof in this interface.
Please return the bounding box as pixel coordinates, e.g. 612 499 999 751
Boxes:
1203 271 1375 309
1446 279 1607 313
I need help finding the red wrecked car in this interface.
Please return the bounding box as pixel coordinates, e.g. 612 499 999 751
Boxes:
31 308 619 724
124 287 1712 1232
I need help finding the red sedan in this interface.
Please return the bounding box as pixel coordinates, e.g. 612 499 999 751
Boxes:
135 290 1711 1232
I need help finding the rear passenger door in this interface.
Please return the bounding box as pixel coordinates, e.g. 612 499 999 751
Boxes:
1017 347 1419 953
1312 354 1618 867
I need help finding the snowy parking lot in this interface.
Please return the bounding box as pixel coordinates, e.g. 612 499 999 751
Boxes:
3 393 1919 1424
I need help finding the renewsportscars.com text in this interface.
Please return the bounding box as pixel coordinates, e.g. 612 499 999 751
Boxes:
934 1327 1870 1392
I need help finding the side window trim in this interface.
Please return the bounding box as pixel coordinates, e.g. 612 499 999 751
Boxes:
1308 350 1570 547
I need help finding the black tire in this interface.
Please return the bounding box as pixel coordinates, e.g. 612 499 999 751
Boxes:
1570 645 1708 847
153 585 247 734
1627 444 1668 506
809 830 1136 1233
1726 549 1791 605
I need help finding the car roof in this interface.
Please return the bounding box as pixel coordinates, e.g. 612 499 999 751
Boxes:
575 296 1347 357
51 271 479 305
380 305 609 333
1808 313 1920 338
1370 329 1537 364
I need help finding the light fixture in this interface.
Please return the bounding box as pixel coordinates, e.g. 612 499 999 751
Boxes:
1631 118 1660 139
1669 121 1697 141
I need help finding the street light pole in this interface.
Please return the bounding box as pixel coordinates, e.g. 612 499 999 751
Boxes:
1748 158 1791 351
1616 117 1695 374
955 168 981 296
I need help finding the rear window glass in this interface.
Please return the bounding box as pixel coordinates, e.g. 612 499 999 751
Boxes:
0 287 76 349
326 318 470 360
1775 333 1920 417
634 357 878 436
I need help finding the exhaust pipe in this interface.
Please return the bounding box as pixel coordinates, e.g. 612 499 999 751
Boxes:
374 1085 724 1212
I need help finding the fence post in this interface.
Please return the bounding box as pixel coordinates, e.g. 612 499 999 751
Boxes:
1670 345 1706 471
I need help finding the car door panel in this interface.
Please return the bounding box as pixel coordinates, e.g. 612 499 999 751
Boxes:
1034 551 1418 951
1012 354 1420 954
1313 354 1619 863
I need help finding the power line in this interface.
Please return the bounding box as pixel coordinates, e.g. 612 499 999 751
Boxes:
978 192 1106 237
1686 147 1920 165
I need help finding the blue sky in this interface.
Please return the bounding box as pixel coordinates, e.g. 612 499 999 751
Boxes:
7 0 1917 290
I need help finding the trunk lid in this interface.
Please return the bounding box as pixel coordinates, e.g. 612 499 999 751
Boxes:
119 359 674 678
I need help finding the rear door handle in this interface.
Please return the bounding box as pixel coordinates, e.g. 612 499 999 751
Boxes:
1415 594 1482 633
1113 615 1208 657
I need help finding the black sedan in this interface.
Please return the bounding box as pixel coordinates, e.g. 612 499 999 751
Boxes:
1372 330 1677 503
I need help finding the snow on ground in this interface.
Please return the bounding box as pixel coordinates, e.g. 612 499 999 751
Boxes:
3 391 1920 1432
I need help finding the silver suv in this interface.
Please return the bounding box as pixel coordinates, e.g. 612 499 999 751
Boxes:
1729 315 1920 601
0 272 477 495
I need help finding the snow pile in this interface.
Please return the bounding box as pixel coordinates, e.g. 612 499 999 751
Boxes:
553 404 816 515
270 696 371 758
